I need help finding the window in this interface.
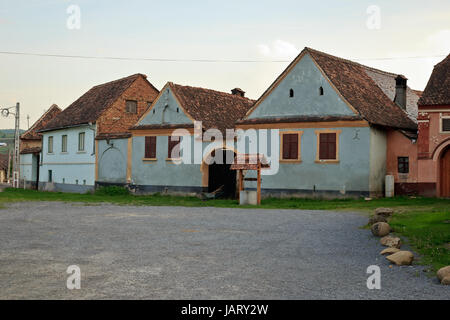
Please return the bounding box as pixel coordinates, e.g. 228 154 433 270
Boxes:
168 136 180 159
76 179 79 185
319 87 324 96
62 178 65 184
316 130 341 163
48 136 54 153
280 132 302 161
398 157 409 174
126 100 138 113
48 170 52 183
83 180 86 185
289 89 294 98
78 132 85 151
442 118 450 133
61 135 68 153
145 136 157 159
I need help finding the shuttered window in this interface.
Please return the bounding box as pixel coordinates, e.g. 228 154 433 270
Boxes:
282 133 299 160
61 135 68 153
168 136 180 159
145 136 157 159
78 132 85 151
443 118 450 132
126 100 137 113
319 133 337 160
48 136 53 153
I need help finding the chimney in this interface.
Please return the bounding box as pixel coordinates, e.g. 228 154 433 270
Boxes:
231 88 245 97
394 75 407 110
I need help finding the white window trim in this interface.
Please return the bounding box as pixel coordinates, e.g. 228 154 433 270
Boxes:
439 114 450 134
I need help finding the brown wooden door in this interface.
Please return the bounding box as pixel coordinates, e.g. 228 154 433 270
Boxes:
440 147 450 197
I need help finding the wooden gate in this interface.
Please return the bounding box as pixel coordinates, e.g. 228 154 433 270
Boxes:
440 147 450 197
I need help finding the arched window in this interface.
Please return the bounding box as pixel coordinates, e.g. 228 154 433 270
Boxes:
319 87 324 96
289 89 294 98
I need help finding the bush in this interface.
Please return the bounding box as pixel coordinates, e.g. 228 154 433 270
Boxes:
95 186 129 196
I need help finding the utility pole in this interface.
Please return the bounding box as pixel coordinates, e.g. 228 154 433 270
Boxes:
1 102 20 188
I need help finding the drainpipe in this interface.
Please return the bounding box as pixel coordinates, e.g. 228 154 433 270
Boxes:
88 122 96 156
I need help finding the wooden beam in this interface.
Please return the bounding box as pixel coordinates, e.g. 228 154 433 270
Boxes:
257 165 261 205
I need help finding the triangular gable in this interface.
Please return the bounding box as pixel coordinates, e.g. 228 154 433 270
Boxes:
136 82 194 127
246 49 358 120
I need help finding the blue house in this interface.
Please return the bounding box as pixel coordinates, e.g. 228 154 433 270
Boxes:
128 82 254 196
235 47 419 198
38 74 159 193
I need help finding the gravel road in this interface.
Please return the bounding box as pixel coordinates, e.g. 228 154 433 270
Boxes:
0 202 448 299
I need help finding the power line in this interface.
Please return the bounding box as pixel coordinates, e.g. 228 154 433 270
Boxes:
0 50 446 63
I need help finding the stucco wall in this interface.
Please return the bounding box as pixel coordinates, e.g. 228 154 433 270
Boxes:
237 127 371 196
369 126 387 196
131 135 203 190
97 138 128 184
40 125 96 189
386 129 418 183
139 87 192 125
248 53 354 119
19 153 34 182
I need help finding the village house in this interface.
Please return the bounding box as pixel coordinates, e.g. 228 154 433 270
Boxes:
19 104 62 189
38 74 159 193
128 82 254 196
236 47 420 198
416 54 450 197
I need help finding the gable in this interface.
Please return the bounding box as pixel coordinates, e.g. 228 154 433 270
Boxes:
137 85 193 126
248 53 355 120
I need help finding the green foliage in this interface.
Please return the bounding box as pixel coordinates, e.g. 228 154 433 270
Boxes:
390 210 450 271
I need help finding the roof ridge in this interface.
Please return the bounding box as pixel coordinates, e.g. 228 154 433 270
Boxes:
170 82 255 102
305 47 401 78
21 104 61 139
91 73 145 89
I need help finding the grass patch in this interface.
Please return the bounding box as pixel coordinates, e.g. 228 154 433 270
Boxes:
389 210 450 272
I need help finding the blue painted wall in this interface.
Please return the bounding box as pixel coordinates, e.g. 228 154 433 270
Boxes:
238 127 371 195
40 125 95 192
248 53 354 119
139 86 192 125
97 138 128 184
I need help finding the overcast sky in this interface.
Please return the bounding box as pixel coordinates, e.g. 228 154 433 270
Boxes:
0 0 449 129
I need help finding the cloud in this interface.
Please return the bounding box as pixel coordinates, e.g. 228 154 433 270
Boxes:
258 40 299 59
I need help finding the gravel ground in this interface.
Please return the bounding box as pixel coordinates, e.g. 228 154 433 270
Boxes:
0 201 448 300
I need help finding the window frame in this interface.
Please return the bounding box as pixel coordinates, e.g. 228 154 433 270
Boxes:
47 136 54 154
167 135 181 161
61 135 68 153
279 131 303 163
397 156 410 174
126 100 138 114
78 132 85 152
143 136 157 161
440 115 450 134
315 130 341 164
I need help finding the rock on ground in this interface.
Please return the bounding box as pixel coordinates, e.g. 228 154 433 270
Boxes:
380 247 401 255
441 276 450 285
386 251 414 266
371 222 391 237
375 208 394 218
380 236 402 248
369 215 388 225
437 266 450 282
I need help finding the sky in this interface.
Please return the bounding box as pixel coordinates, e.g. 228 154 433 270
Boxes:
0 0 449 129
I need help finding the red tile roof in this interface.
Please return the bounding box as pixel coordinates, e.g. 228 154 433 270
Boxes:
418 54 450 106
133 82 255 133
20 104 61 140
41 74 153 132
247 47 418 131
20 147 42 154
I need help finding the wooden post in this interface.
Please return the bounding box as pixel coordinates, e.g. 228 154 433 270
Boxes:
238 169 244 201
257 164 261 205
